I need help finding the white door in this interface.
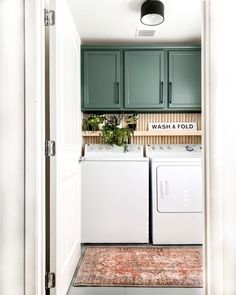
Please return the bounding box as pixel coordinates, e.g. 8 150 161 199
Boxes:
157 163 202 212
49 0 81 294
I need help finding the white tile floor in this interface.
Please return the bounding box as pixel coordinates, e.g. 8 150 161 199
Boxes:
67 286 203 295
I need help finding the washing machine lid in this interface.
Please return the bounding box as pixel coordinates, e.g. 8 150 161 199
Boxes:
84 144 144 159
156 164 203 213
146 144 202 158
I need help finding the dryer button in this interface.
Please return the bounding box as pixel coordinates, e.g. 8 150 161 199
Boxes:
186 145 194 152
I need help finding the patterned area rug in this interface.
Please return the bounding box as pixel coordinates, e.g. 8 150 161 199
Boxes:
74 246 203 288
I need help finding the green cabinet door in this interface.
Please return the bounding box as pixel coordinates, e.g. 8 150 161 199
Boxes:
124 51 165 109
168 50 201 110
83 51 121 110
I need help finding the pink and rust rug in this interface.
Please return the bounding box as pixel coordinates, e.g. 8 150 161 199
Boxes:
74 246 203 288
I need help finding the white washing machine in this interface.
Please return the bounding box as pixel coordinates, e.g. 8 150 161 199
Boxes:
146 144 203 245
81 144 149 243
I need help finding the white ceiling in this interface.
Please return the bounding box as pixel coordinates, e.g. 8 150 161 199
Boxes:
67 0 201 45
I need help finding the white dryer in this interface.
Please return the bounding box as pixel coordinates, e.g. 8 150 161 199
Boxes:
81 144 149 243
146 144 203 245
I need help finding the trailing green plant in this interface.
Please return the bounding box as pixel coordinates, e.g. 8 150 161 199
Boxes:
115 127 133 148
101 122 133 150
101 123 116 145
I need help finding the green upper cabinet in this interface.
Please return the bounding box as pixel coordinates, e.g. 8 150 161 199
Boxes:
81 46 201 112
83 51 122 110
168 50 201 110
124 51 165 109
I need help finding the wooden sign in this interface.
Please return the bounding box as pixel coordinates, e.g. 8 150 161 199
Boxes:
148 122 197 131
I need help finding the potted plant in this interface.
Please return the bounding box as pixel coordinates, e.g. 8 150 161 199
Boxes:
126 114 138 130
107 114 123 128
86 114 106 131
98 115 106 130
82 118 89 131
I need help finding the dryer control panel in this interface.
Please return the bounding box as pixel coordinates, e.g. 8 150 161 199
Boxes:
145 144 202 158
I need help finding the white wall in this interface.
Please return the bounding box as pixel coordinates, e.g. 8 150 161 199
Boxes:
0 0 25 294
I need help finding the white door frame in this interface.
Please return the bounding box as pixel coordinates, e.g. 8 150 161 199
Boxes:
24 1 226 295
24 0 45 294
202 1 210 294
203 1 236 294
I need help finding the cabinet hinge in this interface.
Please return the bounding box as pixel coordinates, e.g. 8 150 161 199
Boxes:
44 9 55 26
45 272 56 289
45 140 56 157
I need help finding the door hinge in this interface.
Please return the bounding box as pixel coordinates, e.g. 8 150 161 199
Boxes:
45 272 56 289
79 156 85 164
44 9 55 26
45 140 56 157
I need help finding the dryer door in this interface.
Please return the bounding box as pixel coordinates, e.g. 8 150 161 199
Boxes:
157 163 202 212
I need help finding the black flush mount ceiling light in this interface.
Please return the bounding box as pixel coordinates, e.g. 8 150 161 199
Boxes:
141 0 164 26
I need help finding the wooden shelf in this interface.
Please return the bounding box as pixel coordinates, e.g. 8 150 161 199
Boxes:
133 130 202 136
82 131 102 137
82 130 202 137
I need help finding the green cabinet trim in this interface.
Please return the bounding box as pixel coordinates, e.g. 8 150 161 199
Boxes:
124 51 165 109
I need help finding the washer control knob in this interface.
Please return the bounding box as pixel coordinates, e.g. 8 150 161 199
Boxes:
186 145 194 152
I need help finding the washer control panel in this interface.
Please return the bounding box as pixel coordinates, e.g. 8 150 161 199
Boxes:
84 144 144 158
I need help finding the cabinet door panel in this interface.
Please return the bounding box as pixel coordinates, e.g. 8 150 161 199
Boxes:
168 50 201 110
83 51 121 110
124 51 164 109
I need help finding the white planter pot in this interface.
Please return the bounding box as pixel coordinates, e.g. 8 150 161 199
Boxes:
98 123 105 130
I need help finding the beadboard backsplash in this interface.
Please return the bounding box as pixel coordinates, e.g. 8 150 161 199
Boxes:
82 113 202 145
